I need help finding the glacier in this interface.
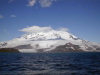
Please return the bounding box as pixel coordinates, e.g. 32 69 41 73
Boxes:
0 26 100 52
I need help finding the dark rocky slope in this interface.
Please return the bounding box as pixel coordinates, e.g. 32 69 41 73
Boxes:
0 48 19 52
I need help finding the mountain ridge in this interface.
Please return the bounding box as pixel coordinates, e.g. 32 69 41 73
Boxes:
0 26 100 52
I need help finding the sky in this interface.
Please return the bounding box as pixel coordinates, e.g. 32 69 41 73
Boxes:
0 0 100 43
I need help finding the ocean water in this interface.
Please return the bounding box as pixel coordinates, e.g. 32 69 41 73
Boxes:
0 52 100 75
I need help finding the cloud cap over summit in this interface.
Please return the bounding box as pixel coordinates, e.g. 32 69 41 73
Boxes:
20 26 69 33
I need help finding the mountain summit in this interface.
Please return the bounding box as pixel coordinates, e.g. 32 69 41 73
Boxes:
0 26 100 52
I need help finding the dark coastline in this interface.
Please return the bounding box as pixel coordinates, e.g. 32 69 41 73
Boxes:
0 48 19 52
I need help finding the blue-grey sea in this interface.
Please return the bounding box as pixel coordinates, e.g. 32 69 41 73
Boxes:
0 52 100 75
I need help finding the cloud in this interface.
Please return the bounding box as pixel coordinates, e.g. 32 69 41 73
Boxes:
27 0 37 7
58 28 69 32
20 25 69 33
27 0 56 7
8 0 14 3
20 26 52 33
0 14 4 19
39 0 54 7
10 14 16 18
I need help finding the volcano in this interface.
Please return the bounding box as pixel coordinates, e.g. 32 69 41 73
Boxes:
0 26 100 52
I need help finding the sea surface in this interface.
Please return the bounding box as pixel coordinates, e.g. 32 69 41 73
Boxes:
0 52 100 75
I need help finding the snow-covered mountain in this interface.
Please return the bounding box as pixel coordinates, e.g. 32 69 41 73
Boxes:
0 26 100 52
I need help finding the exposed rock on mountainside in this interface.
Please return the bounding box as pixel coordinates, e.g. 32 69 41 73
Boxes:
0 26 100 52
48 43 83 52
0 48 19 52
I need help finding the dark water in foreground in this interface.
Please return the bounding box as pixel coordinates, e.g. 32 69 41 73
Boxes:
0 52 100 75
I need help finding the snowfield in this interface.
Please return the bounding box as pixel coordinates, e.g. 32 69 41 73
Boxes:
0 26 100 52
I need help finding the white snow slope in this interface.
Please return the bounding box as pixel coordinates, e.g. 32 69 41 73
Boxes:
0 26 100 52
